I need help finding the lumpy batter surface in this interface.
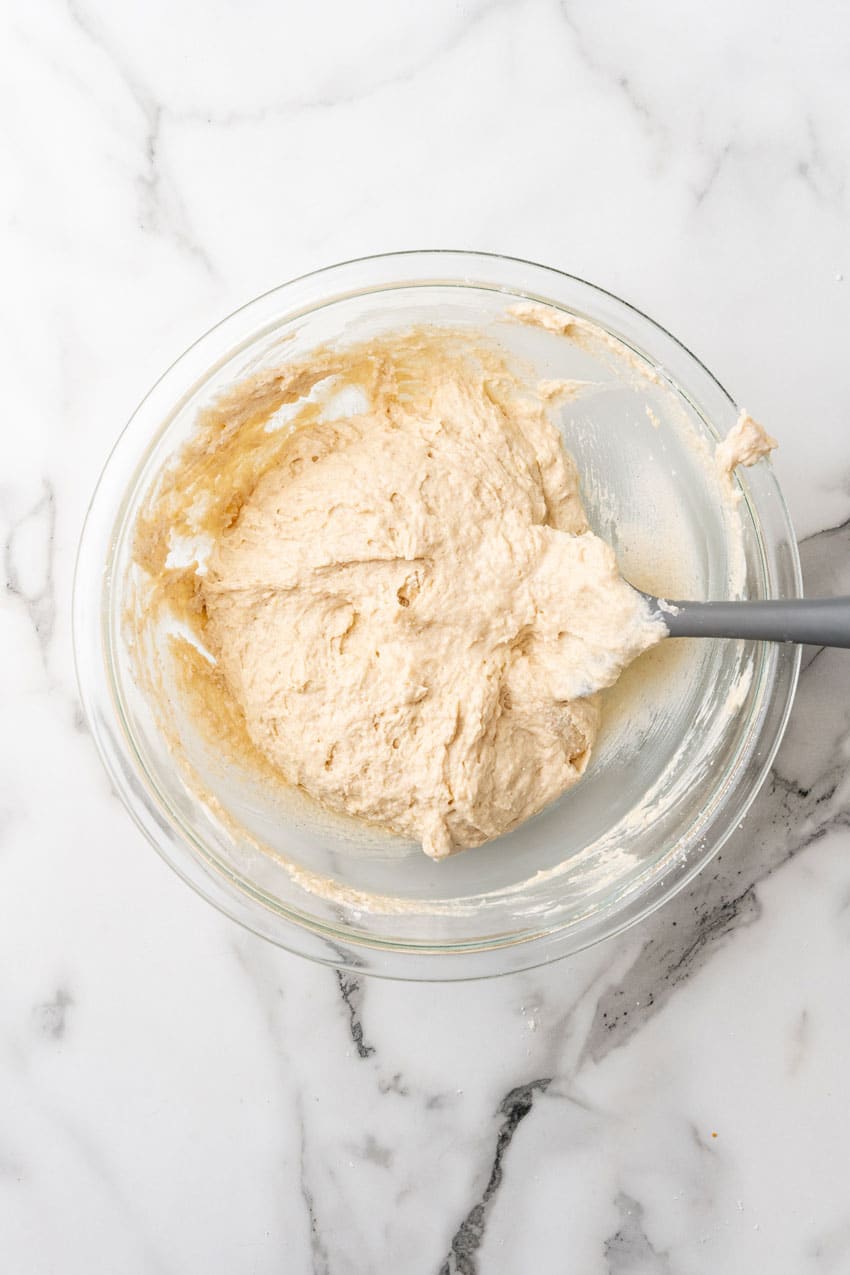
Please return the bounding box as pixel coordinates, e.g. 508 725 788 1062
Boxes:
195 330 664 857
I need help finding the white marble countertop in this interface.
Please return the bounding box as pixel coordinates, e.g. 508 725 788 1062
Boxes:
4 2 850 1271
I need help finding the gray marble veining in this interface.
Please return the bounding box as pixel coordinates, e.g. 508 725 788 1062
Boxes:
3 1 850 1271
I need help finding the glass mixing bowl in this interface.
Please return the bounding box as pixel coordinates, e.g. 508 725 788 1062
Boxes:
73 251 801 979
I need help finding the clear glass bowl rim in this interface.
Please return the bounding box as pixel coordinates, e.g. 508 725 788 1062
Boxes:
73 249 802 980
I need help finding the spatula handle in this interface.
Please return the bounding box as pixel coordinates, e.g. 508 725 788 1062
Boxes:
658 597 850 648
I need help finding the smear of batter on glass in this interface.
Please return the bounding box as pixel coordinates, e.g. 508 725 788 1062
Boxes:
716 410 778 479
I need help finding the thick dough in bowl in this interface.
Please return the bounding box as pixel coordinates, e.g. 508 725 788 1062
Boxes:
200 331 663 858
